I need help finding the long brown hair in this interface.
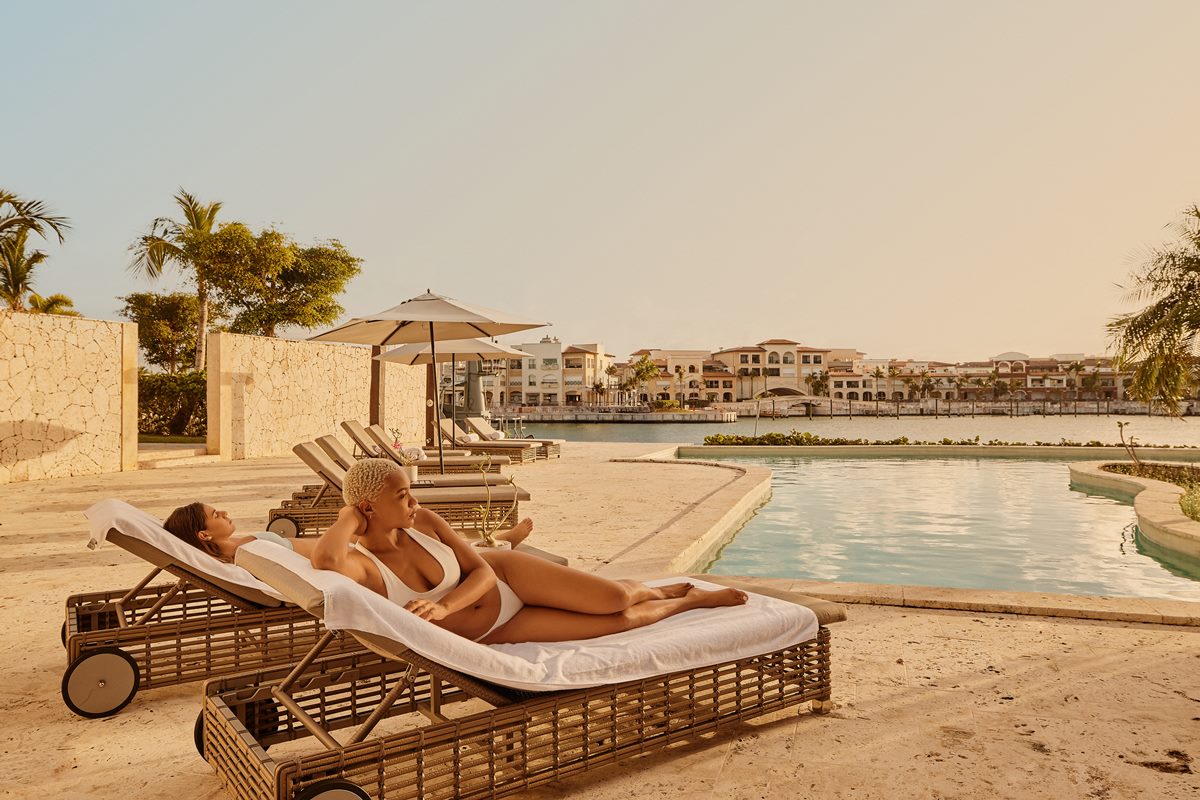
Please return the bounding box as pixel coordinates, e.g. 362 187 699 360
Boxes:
163 502 222 559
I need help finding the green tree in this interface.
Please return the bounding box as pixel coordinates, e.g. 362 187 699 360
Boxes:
129 189 224 370
0 189 70 243
119 291 207 374
0 229 47 310
1109 206 1200 410
201 223 361 336
27 293 80 316
629 355 660 404
804 369 829 397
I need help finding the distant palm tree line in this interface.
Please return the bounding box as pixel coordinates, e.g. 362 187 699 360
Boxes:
0 189 78 315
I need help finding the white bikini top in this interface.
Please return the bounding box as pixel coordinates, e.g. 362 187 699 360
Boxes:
354 529 460 605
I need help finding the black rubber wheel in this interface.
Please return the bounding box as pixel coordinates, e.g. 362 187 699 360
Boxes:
194 710 206 759
60 621 67 648
61 647 140 718
267 515 301 538
293 778 370 800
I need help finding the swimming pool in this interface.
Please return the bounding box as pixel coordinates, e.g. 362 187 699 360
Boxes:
703 456 1200 601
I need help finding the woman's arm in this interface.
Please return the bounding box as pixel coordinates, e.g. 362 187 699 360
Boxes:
310 505 371 585
404 508 496 621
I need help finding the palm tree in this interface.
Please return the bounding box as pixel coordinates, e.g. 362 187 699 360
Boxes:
870 367 886 414
674 365 685 406
1109 205 1200 409
27 292 81 316
0 189 70 243
0 229 47 310
804 369 829 397
129 189 224 370
1063 361 1084 403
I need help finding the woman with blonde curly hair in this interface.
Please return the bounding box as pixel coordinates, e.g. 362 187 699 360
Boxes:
311 458 747 645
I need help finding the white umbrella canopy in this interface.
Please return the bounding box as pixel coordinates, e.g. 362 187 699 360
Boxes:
372 337 526 365
310 291 549 346
309 291 549 472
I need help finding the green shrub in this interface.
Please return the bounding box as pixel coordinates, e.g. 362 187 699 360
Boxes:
650 400 681 411
139 370 207 436
1180 486 1200 522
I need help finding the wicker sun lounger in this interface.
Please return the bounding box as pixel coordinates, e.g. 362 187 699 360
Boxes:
267 444 530 538
464 415 562 459
341 420 495 474
438 419 539 464
63 500 365 719
199 543 844 800
313 436 508 491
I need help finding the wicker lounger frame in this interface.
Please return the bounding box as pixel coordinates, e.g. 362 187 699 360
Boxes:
200 623 832 800
268 492 522 537
62 564 362 719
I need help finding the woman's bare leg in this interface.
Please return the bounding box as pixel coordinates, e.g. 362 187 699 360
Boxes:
479 587 749 645
481 550 691 614
496 518 533 547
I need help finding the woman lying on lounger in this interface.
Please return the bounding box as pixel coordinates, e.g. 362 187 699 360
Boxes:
162 501 534 564
310 458 747 645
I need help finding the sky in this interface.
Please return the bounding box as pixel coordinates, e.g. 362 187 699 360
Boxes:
7 1 1200 363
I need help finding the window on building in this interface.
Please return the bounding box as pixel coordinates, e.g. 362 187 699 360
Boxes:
801 354 811 364
768 352 780 364
833 381 844 388
740 354 749 364
722 380 733 388
509 359 523 370
783 352 795 364
706 380 719 388
814 355 823 364
848 380 859 388
688 365 696 373
541 358 559 370
751 355 761 364
766 368 780 377
528 376 536 386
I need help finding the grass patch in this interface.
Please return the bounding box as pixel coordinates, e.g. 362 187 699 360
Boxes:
1102 462 1200 522
138 434 205 444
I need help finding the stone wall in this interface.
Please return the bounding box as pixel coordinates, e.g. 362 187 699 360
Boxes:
0 313 137 483
206 332 424 460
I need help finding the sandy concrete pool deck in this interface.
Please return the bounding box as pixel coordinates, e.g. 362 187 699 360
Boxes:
2 441 1198 799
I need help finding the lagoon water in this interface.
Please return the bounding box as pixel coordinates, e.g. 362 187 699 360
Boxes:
524 415 1200 446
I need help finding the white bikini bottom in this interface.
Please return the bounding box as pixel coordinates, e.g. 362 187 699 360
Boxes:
476 579 523 641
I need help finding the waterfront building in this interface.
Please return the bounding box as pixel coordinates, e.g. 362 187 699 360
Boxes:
482 337 614 407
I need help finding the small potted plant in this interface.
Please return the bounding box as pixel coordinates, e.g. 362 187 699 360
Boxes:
470 455 518 549
389 428 421 482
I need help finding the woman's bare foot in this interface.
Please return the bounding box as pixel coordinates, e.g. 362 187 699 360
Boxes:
687 587 748 609
650 582 693 600
498 518 533 547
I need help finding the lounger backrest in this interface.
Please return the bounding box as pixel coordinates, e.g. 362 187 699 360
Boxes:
293 442 347 492
365 425 404 459
340 420 385 458
315 435 357 471
465 416 498 438
84 499 285 607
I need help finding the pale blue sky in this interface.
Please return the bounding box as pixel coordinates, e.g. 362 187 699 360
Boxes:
8 1 1200 361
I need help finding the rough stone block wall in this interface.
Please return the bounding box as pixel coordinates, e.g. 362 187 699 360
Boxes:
0 313 136 483
213 333 423 460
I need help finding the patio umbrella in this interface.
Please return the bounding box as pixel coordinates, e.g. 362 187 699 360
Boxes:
374 338 526 441
310 291 548 472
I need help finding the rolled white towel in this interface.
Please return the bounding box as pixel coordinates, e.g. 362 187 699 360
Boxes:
400 447 425 462
487 431 505 440
464 433 481 443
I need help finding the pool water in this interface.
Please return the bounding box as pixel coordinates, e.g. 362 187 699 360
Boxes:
704 457 1200 600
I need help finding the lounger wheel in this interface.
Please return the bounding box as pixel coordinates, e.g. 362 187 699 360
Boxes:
61 647 139 718
267 515 301 538
60 621 66 647
194 711 206 759
293 778 369 800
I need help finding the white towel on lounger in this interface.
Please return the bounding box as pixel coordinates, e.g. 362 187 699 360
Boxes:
236 540 818 693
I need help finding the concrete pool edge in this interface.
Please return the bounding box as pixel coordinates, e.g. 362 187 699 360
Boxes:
1069 460 1200 560
627 445 1200 627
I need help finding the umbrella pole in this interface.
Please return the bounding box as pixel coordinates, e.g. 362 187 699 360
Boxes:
430 323 445 474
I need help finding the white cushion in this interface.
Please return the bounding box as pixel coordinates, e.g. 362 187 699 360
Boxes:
464 433 481 442
487 431 505 440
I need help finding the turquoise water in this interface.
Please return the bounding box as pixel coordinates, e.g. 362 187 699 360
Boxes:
703 457 1200 600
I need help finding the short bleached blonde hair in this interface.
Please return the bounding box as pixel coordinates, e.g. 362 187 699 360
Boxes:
343 458 401 506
